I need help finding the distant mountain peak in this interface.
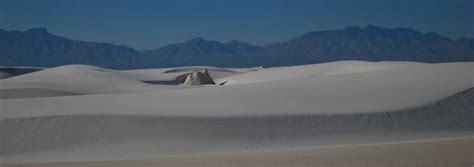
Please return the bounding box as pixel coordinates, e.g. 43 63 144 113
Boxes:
341 25 418 33
366 25 386 31
226 39 249 46
228 39 242 43
186 37 206 43
365 26 423 36
25 27 49 34
345 26 362 31
225 39 264 54
365 25 394 30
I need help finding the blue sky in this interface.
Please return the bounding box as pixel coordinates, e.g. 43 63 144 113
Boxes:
1 0 473 49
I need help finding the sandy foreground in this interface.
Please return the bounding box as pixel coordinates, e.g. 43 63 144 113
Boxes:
3 137 474 167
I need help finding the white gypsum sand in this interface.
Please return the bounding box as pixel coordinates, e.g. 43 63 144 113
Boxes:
1 61 473 118
1 86 473 163
3 136 474 167
0 65 248 98
0 61 473 164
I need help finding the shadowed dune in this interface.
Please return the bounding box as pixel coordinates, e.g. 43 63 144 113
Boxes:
0 88 81 99
1 88 473 163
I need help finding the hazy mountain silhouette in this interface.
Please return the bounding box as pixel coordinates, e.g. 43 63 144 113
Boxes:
0 28 142 69
1 26 473 69
261 25 474 66
139 37 263 67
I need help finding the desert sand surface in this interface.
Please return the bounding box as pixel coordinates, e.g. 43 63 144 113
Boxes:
1 61 473 165
4 136 474 167
0 65 251 99
2 61 473 118
1 86 473 163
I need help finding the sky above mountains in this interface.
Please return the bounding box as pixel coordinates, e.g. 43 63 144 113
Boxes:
1 0 473 49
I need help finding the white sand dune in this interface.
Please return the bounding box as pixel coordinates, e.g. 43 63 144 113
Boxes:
4 136 474 167
0 61 473 164
0 65 178 98
0 65 252 98
215 61 428 85
1 86 473 163
1 61 472 118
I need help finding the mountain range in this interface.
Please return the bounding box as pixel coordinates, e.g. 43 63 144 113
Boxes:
1 25 473 69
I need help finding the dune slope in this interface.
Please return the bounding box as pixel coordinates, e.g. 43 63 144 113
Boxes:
1 61 473 164
0 65 251 98
1 87 473 163
2 62 473 118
